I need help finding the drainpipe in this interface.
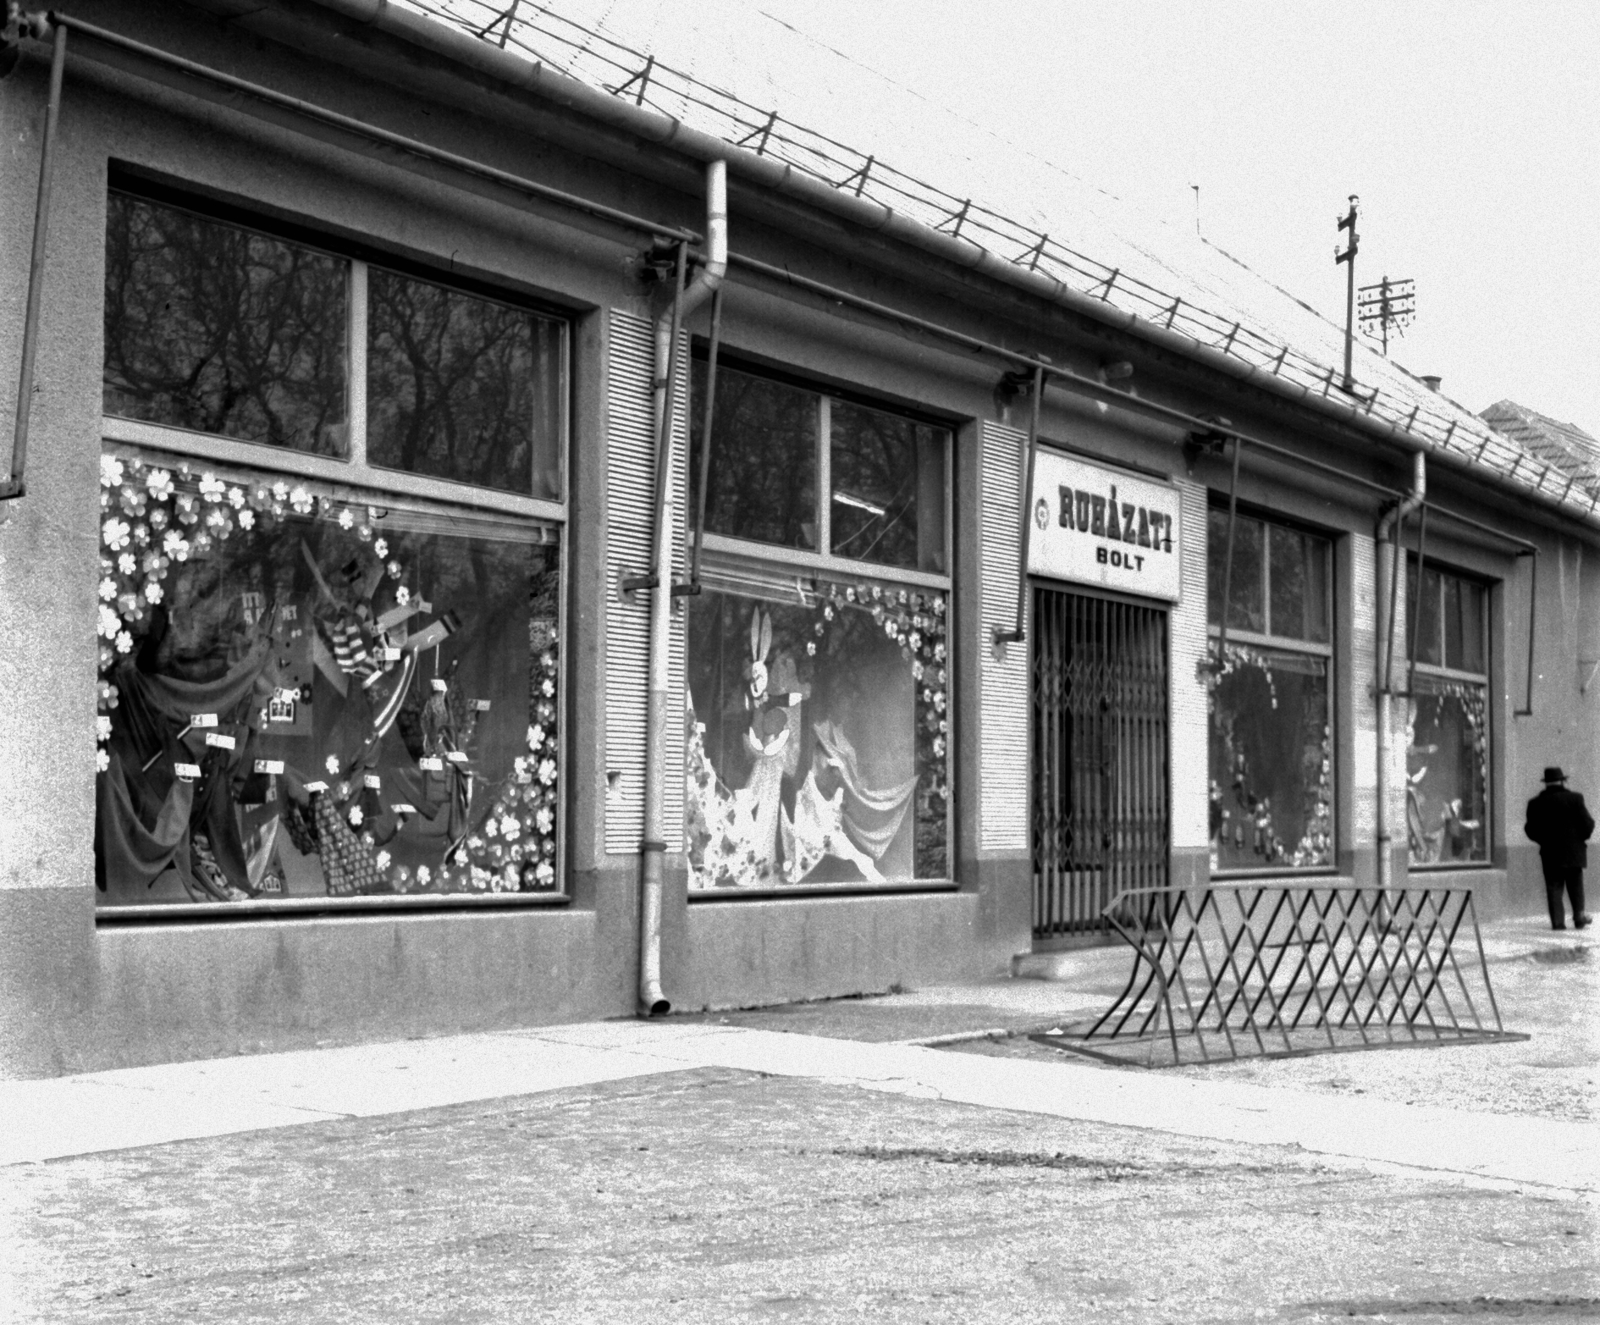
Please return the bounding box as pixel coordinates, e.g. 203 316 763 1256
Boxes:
1375 449 1425 902
638 159 726 1016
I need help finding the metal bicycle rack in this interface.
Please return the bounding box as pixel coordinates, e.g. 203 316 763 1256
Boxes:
1035 884 1524 1068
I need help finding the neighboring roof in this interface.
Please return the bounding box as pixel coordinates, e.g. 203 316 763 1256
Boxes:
395 0 1599 524
1480 400 1600 486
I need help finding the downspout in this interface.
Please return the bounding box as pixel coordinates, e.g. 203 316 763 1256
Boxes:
638 158 726 1016
1375 450 1425 902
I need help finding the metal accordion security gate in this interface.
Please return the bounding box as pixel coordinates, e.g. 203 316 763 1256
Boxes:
1032 586 1170 939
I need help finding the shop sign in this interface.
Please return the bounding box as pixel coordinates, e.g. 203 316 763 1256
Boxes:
1026 451 1182 602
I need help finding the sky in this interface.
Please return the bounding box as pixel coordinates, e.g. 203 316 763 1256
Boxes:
522 0 1599 438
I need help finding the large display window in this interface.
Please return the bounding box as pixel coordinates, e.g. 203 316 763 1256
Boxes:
684 362 951 892
1404 563 1490 866
96 186 567 912
1206 510 1335 871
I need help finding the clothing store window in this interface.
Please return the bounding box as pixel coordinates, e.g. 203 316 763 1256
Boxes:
1405 562 1490 865
684 361 951 891
96 184 568 912
1206 509 1335 871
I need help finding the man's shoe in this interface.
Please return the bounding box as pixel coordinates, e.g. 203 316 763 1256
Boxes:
1553 925 1567 931
1576 914 1593 929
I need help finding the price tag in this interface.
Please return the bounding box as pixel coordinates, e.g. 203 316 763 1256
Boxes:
363 773 382 789
446 750 468 764
379 647 401 663
189 713 218 728
390 802 417 815
173 762 202 781
303 779 329 793
430 678 448 693
474 699 492 712
418 756 443 772
204 732 236 750
274 687 298 704
254 759 284 775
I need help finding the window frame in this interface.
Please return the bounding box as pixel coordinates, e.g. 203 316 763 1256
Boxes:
96 182 573 919
685 355 956 899
1206 503 1339 877
1404 557 1493 871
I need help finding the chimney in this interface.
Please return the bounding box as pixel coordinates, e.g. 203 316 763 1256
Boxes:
1421 375 1442 392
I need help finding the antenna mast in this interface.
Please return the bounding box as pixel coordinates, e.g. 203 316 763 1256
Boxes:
1335 195 1359 389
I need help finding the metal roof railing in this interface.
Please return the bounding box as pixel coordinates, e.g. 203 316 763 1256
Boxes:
400 0 1600 524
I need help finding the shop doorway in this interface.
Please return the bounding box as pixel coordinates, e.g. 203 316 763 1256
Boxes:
1031 585 1170 940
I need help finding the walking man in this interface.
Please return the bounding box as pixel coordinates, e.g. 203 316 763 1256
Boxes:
1525 767 1594 931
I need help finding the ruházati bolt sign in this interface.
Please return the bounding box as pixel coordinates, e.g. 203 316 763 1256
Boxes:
1026 450 1183 602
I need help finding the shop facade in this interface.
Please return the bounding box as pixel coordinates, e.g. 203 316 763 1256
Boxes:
0 0 1594 1076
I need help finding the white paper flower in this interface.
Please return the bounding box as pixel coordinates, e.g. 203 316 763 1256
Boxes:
162 530 190 561
324 754 341 775
96 715 113 741
237 508 255 530
537 758 557 786
289 486 313 514
114 630 134 655
484 817 499 839
337 507 354 530
534 861 555 886
415 864 431 886
227 486 246 509
96 747 111 773
373 538 388 558
144 469 174 501
144 579 163 604
375 849 392 871
271 481 290 502
100 456 124 488
500 815 522 841
527 724 544 751
148 506 168 530
198 473 225 500
395 586 410 606
535 807 554 835
98 577 117 601
932 736 946 758
347 805 363 827
102 518 131 551
98 604 121 639
386 560 402 580
335 780 351 800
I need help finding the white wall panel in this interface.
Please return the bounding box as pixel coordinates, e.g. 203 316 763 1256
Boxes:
1170 479 1211 851
978 421 1029 851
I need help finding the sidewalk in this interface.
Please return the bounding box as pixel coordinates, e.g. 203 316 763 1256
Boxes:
3 915 1594 1192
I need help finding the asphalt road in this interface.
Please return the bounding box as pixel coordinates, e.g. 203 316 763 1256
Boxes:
6 1065 1595 1324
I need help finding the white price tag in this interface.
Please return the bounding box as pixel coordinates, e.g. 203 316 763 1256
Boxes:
379 647 401 663
445 750 468 764
204 732 236 750
303 780 329 793
254 759 284 775
418 756 444 772
474 699 492 712
363 773 382 789
430 678 448 693
173 762 202 781
189 713 218 728
390 802 417 815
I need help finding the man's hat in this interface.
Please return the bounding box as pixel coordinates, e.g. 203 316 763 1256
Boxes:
1543 766 1567 784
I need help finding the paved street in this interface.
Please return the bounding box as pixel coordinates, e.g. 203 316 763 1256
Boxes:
2 916 1596 1323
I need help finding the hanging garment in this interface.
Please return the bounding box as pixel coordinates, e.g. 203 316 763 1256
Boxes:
810 719 917 859
312 792 385 896
95 750 195 899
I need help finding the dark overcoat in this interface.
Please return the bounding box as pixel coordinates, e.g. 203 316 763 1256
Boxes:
1524 785 1595 870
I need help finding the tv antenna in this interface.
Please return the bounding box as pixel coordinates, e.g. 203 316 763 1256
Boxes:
1334 195 1359 389
1358 276 1415 356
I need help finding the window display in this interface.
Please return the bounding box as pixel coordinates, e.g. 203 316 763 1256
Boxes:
1405 564 1490 865
1207 510 1335 871
685 579 949 889
94 449 561 907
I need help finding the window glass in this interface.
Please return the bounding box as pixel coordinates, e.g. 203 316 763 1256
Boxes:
94 449 561 906
103 193 349 455
1406 677 1489 864
690 364 818 550
1444 577 1486 673
829 401 947 573
1268 524 1330 643
1206 510 1264 633
366 269 563 499
1208 644 1332 870
685 580 948 888
1407 565 1443 666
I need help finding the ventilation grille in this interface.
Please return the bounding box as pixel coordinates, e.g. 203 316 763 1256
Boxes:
603 311 688 855
978 420 1029 852
1170 479 1210 852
